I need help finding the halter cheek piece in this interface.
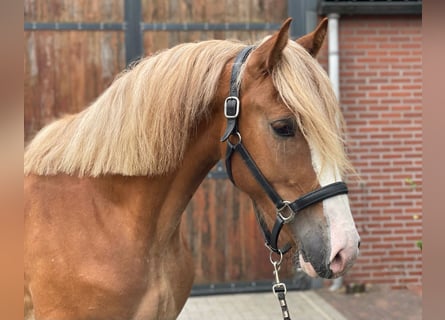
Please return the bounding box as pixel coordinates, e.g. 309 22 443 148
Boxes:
221 46 349 255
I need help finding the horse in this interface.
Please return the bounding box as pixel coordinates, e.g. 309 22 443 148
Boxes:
24 18 360 320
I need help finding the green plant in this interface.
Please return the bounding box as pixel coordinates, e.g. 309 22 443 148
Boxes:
405 178 422 251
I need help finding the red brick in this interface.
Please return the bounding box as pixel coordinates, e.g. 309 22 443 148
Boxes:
389 50 411 56
379 43 399 49
374 271 405 277
401 43 421 49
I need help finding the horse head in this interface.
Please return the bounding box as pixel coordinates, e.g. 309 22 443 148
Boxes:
219 18 360 279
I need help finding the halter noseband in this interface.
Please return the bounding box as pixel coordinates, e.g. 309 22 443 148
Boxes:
221 46 349 255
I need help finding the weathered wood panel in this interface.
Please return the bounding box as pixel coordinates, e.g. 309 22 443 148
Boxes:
24 0 126 142
24 31 125 141
141 0 287 55
24 0 123 22
141 0 287 23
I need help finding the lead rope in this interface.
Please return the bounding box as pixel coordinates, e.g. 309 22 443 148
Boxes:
270 250 291 320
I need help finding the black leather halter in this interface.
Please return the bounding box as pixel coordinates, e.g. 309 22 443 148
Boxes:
221 46 349 254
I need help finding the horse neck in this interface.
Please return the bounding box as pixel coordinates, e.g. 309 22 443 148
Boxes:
139 71 230 241
105 103 225 244
156 112 224 228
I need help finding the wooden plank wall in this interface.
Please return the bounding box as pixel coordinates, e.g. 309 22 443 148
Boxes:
24 0 125 141
24 0 296 285
142 0 287 55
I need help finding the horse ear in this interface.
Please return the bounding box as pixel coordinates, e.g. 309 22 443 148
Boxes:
296 18 328 57
247 18 292 75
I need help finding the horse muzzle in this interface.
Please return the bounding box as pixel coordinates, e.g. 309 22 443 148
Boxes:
293 204 360 279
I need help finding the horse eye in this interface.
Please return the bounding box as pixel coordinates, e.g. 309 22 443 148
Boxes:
271 119 296 137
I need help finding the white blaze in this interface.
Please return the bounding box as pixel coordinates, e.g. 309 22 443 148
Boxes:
298 142 359 277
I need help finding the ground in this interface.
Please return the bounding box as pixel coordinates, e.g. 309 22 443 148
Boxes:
178 284 422 320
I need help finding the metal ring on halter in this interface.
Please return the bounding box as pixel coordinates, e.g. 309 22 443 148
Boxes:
269 248 283 266
277 200 295 224
227 132 242 147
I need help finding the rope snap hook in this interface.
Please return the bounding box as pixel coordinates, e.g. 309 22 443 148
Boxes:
268 249 291 320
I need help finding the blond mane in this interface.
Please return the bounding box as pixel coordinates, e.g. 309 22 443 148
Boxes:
24 37 350 178
24 40 245 176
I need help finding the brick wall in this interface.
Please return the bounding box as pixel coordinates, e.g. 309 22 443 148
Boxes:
318 16 422 289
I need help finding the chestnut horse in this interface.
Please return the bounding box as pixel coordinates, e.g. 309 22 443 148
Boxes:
24 18 360 320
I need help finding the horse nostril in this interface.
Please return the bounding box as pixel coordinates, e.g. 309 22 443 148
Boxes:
358 240 361 249
330 250 345 275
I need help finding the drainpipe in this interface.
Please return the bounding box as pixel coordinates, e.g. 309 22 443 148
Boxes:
328 13 340 100
327 12 343 292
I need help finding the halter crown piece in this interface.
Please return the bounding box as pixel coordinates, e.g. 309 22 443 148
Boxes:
221 46 349 254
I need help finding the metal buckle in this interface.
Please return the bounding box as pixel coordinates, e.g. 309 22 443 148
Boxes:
277 201 295 224
224 96 240 119
272 283 288 297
